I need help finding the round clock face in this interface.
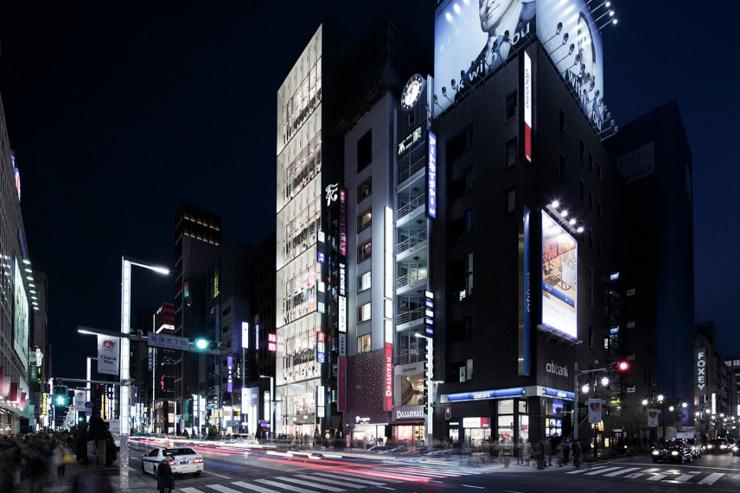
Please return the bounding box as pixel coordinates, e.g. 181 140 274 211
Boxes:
401 74 425 111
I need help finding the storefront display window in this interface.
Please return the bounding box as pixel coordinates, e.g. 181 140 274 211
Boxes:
498 399 514 415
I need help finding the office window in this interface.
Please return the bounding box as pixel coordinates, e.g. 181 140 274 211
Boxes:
358 302 372 322
357 130 372 172
447 126 473 164
453 253 474 300
451 211 473 240
357 333 372 353
358 240 372 262
559 156 566 178
579 141 585 162
505 91 518 119
559 110 566 137
506 137 518 167
450 167 473 202
358 209 372 232
358 271 371 292
358 178 372 202
506 187 517 213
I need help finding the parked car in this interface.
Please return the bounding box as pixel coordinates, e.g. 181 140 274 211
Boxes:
141 447 204 476
685 439 703 459
651 440 693 463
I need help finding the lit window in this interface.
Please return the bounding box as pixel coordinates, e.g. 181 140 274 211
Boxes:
358 178 372 202
358 302 371 323
358 209 372 232
358 240 372 262
358 333 372 353
358 271 371 292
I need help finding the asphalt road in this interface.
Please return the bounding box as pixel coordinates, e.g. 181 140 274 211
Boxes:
126 442 740 493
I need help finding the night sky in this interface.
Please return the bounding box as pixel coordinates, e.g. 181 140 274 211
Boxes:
1 1 738 379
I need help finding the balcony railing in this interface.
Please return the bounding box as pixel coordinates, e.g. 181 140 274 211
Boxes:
396 194 426 221
396 270 428 290
395 231 427 255
395 308 424 325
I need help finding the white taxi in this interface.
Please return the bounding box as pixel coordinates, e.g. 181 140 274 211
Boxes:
141 447 204 476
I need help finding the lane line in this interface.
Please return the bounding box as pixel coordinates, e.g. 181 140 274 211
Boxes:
377 487 395 491
204 470 232 480
585 467 623 476
205 485 243 493
604 467 642 477
624 472 646 479
610 462 740 472
275 476 345 492
294 474 365 489
311 472 392 485
257 478 324 493
697 473 725 486
462 485 484 489
646 474 666 481
230 481 280 493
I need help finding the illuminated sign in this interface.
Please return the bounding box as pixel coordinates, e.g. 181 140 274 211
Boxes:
12 259 29 370
384 344 394 411
317 331 325 363
324 183 339 206
523 51 533 162
398 126 423 156
227 356 233 393
317 385 326 418
425 290 434 335
241 322 249 349
427 132 437 219
445 387 526 403
541 211 578 339
696 348 707 396
339 188 347 256
395 406 425 420
268 333 277 352
338 297 346 333
545 361 569 377
401 74 426 112
338 262 347 333
462 417 490 428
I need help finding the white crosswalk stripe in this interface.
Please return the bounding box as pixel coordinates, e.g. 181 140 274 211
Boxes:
257 478 327 493
697 473 724 486
585 467 623 476
230 481 280 493
645 473 667 481
206 485 243 493
311 472 390 486
273 476 346 492
180 488 205 493
294 474 365 489
567 466 609 475
603 467 641 477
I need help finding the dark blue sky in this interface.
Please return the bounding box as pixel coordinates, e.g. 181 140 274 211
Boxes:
0 0 738 378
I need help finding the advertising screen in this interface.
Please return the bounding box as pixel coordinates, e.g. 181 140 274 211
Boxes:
394 362 425 407
13 259 29 370
433 0 604 130
541 212 577 339
434 0 535 115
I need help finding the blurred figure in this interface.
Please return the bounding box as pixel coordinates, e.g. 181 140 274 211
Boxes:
70 472 114 493
156 458 174 493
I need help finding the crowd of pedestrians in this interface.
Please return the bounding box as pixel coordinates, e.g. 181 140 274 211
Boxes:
475 435 584 470
0 428 115 493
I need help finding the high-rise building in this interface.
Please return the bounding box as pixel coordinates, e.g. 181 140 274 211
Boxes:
725 357 740 418
0 93 36 434
173 203 221 433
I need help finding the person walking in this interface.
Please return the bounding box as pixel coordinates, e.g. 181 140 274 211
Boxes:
156 459 175 493
572 439 583 469
562 438 571 465
544 437 553 467
536 440 546 470
502 439 512 468
524 439 533 467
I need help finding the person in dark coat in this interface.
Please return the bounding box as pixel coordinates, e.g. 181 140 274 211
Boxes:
156 459 175 493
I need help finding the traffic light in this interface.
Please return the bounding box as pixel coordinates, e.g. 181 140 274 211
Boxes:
193 338 210 351
53 393 69 407
616 359 631 374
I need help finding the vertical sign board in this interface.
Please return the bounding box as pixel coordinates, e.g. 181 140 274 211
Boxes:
519 207 532 375
337 259 347 411
695 348 707 396
97 335 120 375
523 51 533 162
383 206 394 411
241 322 249 349
427 132 437 219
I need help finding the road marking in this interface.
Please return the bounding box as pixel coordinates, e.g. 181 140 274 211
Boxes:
604 467 641 477
377 487 395 491
312 472 391 485
567 466 609 475
204 470 231 480
646 473 666 481
231 481 280 493
430 480 445 484
295 474 365 489
586 467 622 476
205 485 242 493
180 488 205 493
462 485 485 489
257 478 323 493
673 473 698 482
624 472 646 479
611 462 740 472
275 476 345 492
697 473 725 486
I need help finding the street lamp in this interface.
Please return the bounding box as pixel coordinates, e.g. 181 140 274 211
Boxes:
657 394 664 403
120 256 169 490
600 376 610 387
259 375 274 441
681 402 688 409
642 399 649 406
581 383 591 394
669 405 675 412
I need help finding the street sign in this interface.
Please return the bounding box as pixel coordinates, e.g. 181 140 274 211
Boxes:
147 332 190 351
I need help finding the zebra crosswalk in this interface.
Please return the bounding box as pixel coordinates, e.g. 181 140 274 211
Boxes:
564 464 728 486
177 465 483 493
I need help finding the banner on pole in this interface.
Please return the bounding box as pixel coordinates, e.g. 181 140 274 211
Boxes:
587 399 604 424
97 335 120 375
647 408 660 428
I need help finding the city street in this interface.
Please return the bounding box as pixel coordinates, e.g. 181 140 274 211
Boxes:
122 442 740 493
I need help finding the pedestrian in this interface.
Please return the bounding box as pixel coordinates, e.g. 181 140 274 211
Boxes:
502 439 512 468
573 439 583 469
562 438 571 465
515 439 523 465
544 437 552 467
156 459 175 493
536 440 546 470
53 441 66 479
524 439 532 466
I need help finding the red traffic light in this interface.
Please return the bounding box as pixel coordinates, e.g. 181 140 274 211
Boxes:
617 360 631 373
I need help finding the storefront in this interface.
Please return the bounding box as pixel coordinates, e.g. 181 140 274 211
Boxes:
392 405 426 445
350 420 387 447
439 386 574 445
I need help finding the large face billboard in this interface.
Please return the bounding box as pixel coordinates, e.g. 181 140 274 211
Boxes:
541 212 577 339
13 259 29 370
434 0 604 130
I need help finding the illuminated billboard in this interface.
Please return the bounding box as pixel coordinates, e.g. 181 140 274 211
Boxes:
541 212 577 339
434 0 605 130
13 259 29 370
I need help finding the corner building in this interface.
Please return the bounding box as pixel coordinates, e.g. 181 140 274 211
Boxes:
431 0 621 446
